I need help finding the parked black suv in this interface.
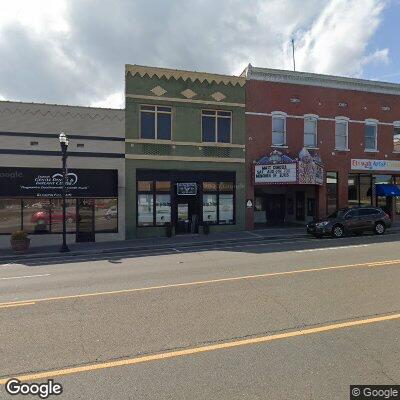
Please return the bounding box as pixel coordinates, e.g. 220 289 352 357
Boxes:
307 207 391 238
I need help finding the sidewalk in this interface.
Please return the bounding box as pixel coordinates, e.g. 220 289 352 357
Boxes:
0 227 307 262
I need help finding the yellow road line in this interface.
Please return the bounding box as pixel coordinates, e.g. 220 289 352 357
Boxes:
0 312 399 384
0 302 35 309
0 258 399 308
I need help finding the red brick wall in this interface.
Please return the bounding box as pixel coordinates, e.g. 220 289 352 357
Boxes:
245 79 400 229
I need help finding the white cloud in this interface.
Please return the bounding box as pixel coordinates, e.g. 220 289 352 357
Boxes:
0 0 389 108
90 92 124 109
293 0 387 76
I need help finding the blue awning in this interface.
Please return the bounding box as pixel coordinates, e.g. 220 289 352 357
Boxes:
375 184 400 197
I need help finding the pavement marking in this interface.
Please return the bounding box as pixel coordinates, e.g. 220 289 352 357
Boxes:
0 258 399 308
295 244 370 253
0 274 51 281
0 312 399 383
0 302 36 309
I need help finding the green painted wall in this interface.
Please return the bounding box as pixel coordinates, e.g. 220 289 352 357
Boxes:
125 67 246 239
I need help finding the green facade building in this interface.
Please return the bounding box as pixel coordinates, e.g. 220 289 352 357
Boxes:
125 64 246 238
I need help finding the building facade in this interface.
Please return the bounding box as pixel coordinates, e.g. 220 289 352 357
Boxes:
244 65 400 229
0 101 125 248
124 65 246 238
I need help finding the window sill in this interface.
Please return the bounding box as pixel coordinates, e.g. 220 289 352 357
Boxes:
334 148 350 152
304 146 319 150
364 149 379 153
271 145 288 149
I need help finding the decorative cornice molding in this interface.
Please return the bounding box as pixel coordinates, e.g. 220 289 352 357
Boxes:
245 64 400 95
126 64 245 87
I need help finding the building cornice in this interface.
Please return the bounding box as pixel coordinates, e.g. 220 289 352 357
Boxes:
245 64 400 96
125 64 245 87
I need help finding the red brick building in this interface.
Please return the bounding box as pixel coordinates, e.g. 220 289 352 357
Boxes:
243 65 400 230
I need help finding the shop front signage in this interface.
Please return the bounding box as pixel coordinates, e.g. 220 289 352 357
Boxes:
351 159 400 172
0 167 118 198
254 163 297 184
176 182 197 195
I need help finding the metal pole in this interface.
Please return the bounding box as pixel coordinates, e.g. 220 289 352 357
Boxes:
60 143 70 252
292 38 296 71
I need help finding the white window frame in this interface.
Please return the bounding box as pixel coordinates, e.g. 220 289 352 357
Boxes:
304 114 318 148
364 119 378 152
334 117 349 151
201 109 232 144
140 104 173 140
271 111 287 147
394 121 400 153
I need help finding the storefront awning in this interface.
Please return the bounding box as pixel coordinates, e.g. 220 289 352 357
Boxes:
375 184 400 197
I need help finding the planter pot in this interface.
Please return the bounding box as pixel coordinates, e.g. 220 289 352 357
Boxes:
10 238 31 254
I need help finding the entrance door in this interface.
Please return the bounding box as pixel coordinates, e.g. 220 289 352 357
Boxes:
175 197 199 234
295 191 305 221
76 198 95 242
265 195 285 223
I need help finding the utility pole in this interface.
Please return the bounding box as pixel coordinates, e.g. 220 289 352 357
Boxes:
291 38 296 71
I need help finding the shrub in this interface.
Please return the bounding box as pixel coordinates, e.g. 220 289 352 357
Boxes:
11 230 28 241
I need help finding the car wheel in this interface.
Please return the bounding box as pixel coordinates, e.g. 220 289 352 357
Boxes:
374 222 385 235
332 225 344 238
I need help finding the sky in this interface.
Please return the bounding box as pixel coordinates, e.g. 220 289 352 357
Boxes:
0 0 399 109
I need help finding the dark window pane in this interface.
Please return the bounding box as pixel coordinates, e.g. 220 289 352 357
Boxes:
202 110 215 116
0 199 21 233
348 174 359 207
202 116 216 142
157 106 171 113
326 172 338 215
394 127 400 152
141 112 155 139
360 175 372 206
217 117 231 143
95 199 118 233
157 113 171 140
359 209 374 216
218 111 231 117
141 105 155 111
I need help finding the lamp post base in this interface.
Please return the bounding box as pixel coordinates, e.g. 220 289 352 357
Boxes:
60 244 70 253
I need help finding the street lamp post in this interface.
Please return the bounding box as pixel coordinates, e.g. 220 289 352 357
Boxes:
59 132 70 253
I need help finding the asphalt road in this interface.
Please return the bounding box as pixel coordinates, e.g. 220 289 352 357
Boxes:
0 233 399 399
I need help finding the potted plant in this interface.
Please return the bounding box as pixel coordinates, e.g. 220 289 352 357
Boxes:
10 231 30 253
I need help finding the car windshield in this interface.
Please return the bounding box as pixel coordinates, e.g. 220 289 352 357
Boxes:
327 210 346 219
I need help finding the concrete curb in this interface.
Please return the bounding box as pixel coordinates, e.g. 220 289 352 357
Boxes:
0 233 309 263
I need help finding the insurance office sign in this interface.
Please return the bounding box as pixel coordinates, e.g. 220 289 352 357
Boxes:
254 163 297 184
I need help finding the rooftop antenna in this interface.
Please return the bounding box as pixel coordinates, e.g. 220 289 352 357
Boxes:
291 38 296 71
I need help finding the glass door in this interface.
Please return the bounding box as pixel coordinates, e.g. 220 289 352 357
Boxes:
76 198 95 242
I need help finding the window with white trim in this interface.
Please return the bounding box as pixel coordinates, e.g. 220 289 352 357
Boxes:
394 122 400 152
140 105 172 140
304 116 317 147
272 114 286 146
364 121 377 151
335 119 348 150
202 110 232 143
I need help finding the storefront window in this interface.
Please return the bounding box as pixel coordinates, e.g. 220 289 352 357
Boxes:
203 194 217 223
156 195 171 225
219 182 234 191
23 199 52 234
203 182 217 191
359 175 372 207
138 194 153 226
94 198 118 233
219 194 234 224
0 199 21 234
326 172 338 215
49 199 76 233
138 181 153 191
156 181 171 191
348 174 359 207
